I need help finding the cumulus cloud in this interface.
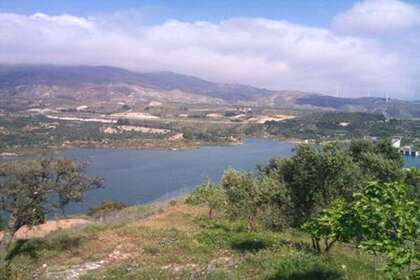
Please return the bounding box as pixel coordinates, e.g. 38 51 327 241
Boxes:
333 0 420 35
0 0 419 98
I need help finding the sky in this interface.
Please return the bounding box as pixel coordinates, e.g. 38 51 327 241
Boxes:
1 0 420 99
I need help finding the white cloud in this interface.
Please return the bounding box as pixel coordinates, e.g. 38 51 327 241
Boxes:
0 1 419 99
333 0 420 35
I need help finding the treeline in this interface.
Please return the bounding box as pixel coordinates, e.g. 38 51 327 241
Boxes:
259 111 420 141
187 139 420 278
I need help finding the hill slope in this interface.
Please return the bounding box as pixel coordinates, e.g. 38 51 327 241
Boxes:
4 200 385 279
1 64 419 118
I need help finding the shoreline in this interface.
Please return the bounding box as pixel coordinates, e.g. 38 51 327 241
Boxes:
0 137 248 157
0 134 358 158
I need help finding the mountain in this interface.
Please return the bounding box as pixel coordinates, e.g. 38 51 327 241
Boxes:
0 65 274 103
1 64 419 118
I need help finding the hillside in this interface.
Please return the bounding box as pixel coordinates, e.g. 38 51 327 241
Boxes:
1 64 420 118
0 65 279 109
3 199 385 280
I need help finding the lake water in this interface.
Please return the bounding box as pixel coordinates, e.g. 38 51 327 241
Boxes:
6 138 420 214
404 156 420 168
62 138 294 213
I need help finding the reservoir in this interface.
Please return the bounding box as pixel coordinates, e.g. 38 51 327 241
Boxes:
62 138 294 213
7 138 420 214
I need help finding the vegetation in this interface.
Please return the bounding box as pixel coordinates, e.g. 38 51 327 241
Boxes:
221 170 281 231
0 158 102 275
0 114 243 153
87 201 129 218
304 182 420 277
185 181 226 219
2 201 388 280
0 138 419 279
261 111 420 142
188 139 419 278
3 110 420 154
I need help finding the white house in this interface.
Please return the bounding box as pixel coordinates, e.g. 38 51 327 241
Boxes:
391 138 401 148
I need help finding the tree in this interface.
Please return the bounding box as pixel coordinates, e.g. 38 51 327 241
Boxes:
186 181 226 219
262 140 405 227
304 182 420 278
0 158 103 265
404 167 420 199
355 151 404 183
350 139 404 182
263 144 362 226
302 198 349 254
375 138 404 167
221 169 279 231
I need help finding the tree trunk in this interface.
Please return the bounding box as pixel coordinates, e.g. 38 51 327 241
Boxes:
0 213 18 256
324 239 336 253
0 212 18 276
248 215 257 232
208 207 213 219
311 238 317 250
312 238 321 254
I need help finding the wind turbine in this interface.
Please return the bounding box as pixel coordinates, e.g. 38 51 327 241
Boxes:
335 83 340 98
385 91 390 102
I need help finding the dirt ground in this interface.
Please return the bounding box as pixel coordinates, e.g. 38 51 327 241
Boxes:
0 219 91 240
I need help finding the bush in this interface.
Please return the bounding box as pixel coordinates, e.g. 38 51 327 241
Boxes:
87 201 128 217
267 251 342 280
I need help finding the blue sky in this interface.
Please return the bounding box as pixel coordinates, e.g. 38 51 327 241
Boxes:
0 0 368 26
1 0 420 98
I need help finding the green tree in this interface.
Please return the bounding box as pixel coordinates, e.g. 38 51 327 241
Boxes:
304 182 420 278
302 198 349 254
350 139 404 182
263 143 361 226
221 169 279 231
0 158 103 270
404 168 420 199
375 138 404 166
186 181 226 219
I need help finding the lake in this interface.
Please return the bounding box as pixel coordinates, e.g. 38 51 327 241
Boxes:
7 138 420 214
62 138 294 213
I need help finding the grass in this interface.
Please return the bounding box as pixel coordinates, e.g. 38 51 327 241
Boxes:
4 201 385 280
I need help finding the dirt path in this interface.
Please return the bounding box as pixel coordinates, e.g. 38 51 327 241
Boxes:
0 219 91 240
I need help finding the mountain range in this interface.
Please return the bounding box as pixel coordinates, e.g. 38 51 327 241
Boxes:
1 64 419 118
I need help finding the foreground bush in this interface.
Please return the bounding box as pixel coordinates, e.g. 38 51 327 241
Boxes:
304 181 420 278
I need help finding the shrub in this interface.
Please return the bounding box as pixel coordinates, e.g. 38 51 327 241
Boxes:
87 201 128 217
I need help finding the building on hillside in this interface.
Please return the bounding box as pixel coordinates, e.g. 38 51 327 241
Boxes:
400 146 419 157
391 137 401 148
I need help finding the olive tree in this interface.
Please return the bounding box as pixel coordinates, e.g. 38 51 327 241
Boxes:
221 169 279 231
186 181 226 219
0 158 103 261
263 143 362 226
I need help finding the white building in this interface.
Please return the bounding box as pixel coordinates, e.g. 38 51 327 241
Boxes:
391 138 401 149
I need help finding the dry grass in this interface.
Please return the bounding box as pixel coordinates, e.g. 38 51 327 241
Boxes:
4 201 384 280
